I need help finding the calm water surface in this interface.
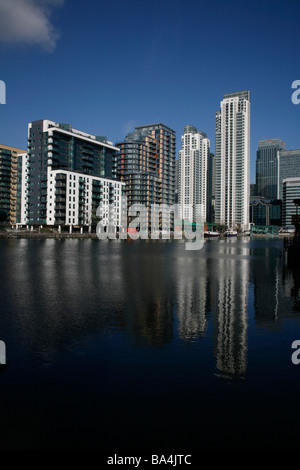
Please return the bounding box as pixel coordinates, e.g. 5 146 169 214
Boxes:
0 237 299 450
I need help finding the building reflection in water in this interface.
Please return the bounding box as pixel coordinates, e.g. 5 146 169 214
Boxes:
173 240 249 380
283 247 300 312
4 239 127 363
250 246 281 329
211 244 249 380
119 240 174 346
175 255 208 341
250 242 300 329
4 237 300 381
3 239 251 378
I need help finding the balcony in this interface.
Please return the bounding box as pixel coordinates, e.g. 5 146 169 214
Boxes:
55 211 66 218
55 204 66 211
92 187 103 195
55 174 66 182
55 218 66 225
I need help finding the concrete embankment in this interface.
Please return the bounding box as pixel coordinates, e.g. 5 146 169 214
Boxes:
0 230 99 239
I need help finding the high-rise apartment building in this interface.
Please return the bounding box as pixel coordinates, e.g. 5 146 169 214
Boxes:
279 149 300 200
256 139 285 199
20 120 121 229
207 152 215 223
178 125 210 223
215 90 250 231
116 127 161 212
135 123 176 206
116 123 176 227
0 144 26 225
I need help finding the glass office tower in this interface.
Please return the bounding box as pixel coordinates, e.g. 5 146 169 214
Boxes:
279 149 300 200
256 139 285 199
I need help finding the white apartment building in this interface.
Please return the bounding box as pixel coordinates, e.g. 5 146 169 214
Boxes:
178 125 209 223
17 120 124 231
215 91 250 231
48 170 124 228
19 167 124 230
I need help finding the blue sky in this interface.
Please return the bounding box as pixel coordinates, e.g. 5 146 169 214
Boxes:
0 0 300 182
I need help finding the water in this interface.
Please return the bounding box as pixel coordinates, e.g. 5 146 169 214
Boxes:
0 237 300 450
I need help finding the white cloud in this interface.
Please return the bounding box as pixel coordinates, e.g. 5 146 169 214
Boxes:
0 0 64 52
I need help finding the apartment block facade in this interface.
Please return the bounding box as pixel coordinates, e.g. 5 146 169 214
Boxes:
116 127 161 212
135 124 176 207
20 120 121 229
0 144 26 225
256 139 285 200
116 123 176 227
215 90 250 231
46 170 124 228
178 125 210 223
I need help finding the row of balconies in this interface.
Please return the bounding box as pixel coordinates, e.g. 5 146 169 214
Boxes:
55 204 66 211
55 211 66 217
55 174 66 181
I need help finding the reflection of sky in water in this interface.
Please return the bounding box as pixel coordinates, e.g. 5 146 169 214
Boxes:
1 238 299 377
1 238 300 449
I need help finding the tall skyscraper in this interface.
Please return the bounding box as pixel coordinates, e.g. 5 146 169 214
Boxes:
135 123 176 206
209 251 249 379
256 139 285 199
116 127 161 212
215 90 250 231
20 120 121 228
178 125 210 223
279 149 300 200
0 144 26 225
116 123 176 226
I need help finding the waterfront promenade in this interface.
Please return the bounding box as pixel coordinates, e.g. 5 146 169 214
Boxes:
0 228 291 240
